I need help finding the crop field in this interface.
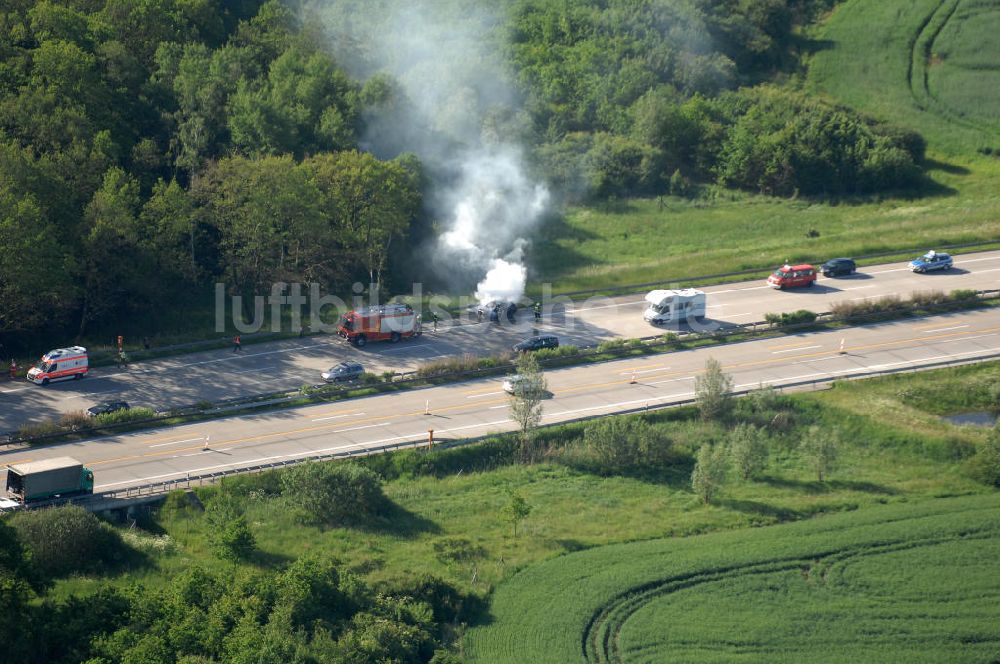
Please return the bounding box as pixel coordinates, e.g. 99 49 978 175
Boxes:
808 0 1000 153
465 493 1000 663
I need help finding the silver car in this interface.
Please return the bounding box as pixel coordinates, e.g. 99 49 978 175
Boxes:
502 374 544 396
321 361 364 382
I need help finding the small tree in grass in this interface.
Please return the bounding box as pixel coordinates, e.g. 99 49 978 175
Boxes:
691 443 728 504
968 424 1000 487
206 494 256 562
695 357 733 421
730 423 769 480
802 426 839 482
509 351 546 463
500 489 532 537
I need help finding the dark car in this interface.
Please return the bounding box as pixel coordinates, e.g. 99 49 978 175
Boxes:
321 361 364 383
821 257 856 277
86 400 130 417
513 335 559 352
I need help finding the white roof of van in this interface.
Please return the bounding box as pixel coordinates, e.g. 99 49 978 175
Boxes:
645 289 705 304
43 346 87 358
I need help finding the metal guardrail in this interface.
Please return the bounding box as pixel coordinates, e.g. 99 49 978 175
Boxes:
7 290 998 445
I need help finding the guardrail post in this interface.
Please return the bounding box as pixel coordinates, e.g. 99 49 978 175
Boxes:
428 429 434 448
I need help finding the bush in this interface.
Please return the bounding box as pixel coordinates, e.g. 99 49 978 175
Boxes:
533 345 580 361
967 429 1000 487
578 417 673 475
97 407 157 426
765 310 818 327
596 338 627 353
59 411 91 430
949 289 979 303
280 461 386 526
909 290 947 308
829 295 903 323
8 506 135 580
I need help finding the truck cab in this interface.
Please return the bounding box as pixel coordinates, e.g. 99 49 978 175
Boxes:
643 289 707 325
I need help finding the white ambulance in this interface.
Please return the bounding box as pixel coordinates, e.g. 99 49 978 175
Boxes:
26 346 89 385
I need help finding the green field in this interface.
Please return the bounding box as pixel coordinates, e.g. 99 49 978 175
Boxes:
531 0 1000 294
809 0 1000 153
465 494 1000 663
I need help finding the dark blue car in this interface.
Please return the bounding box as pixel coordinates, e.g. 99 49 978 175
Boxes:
908 251 953 273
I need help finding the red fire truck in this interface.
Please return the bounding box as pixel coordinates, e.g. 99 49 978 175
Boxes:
338 303 422 347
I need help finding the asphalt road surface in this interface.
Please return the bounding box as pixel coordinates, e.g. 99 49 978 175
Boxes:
2 305 998 494
2 250 999 431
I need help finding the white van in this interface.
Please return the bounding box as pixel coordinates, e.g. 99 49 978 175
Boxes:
26 346 89 385
643 289 706 324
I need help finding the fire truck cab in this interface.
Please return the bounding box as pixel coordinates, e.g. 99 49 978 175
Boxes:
26 346 89 385
338 303 421 347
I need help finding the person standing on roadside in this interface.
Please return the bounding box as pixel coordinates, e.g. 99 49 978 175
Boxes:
233 334 242 353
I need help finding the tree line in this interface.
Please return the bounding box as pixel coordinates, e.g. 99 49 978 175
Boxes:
0 0 927 347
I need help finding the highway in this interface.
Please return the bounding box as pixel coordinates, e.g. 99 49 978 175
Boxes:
2 305 998 494
2 249 999 431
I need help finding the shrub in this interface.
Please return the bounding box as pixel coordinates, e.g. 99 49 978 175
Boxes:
8 506 134 579
765 310 818 327
59 411 91 430
580 417 673 474
829 295 903 323
949 289 979 303
729 423 769 479
94 407 156 426
967 429 1000 487
909 290 947 308
280 461 386 526
533 345 580 361
596 338 627 353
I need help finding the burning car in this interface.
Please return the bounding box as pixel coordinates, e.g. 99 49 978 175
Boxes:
472 300 518 323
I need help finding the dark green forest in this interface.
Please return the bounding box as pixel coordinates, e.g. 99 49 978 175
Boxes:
0 0 924 348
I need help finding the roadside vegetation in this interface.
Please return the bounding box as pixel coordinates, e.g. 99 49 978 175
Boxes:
4 361 999 661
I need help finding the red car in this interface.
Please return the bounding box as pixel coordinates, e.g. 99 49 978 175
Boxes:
767 264 817 289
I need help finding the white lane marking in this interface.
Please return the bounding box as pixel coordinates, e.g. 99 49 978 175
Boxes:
972 267 1000 274
311 412 364 423
489 404 508 409
380 344 432 354
331 422 391 433
647 376 695 386
179 451 211 457
0 387 32 394
772 345 822 354
865 267 909 275
618 366 671 376
842 285 875 291
149 437 205 449
571 300 645 313
59 391 121 402
467 391 504 399
159 343 327 370
708 285 773 295
920 325 969 333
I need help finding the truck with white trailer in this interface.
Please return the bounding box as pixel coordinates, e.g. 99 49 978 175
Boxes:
4 457 95 504
643 289 707 325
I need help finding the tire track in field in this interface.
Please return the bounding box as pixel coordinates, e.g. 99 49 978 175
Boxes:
908 0 998 134
583 529 998 663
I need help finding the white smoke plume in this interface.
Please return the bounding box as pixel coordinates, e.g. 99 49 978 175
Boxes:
310 1 548 303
